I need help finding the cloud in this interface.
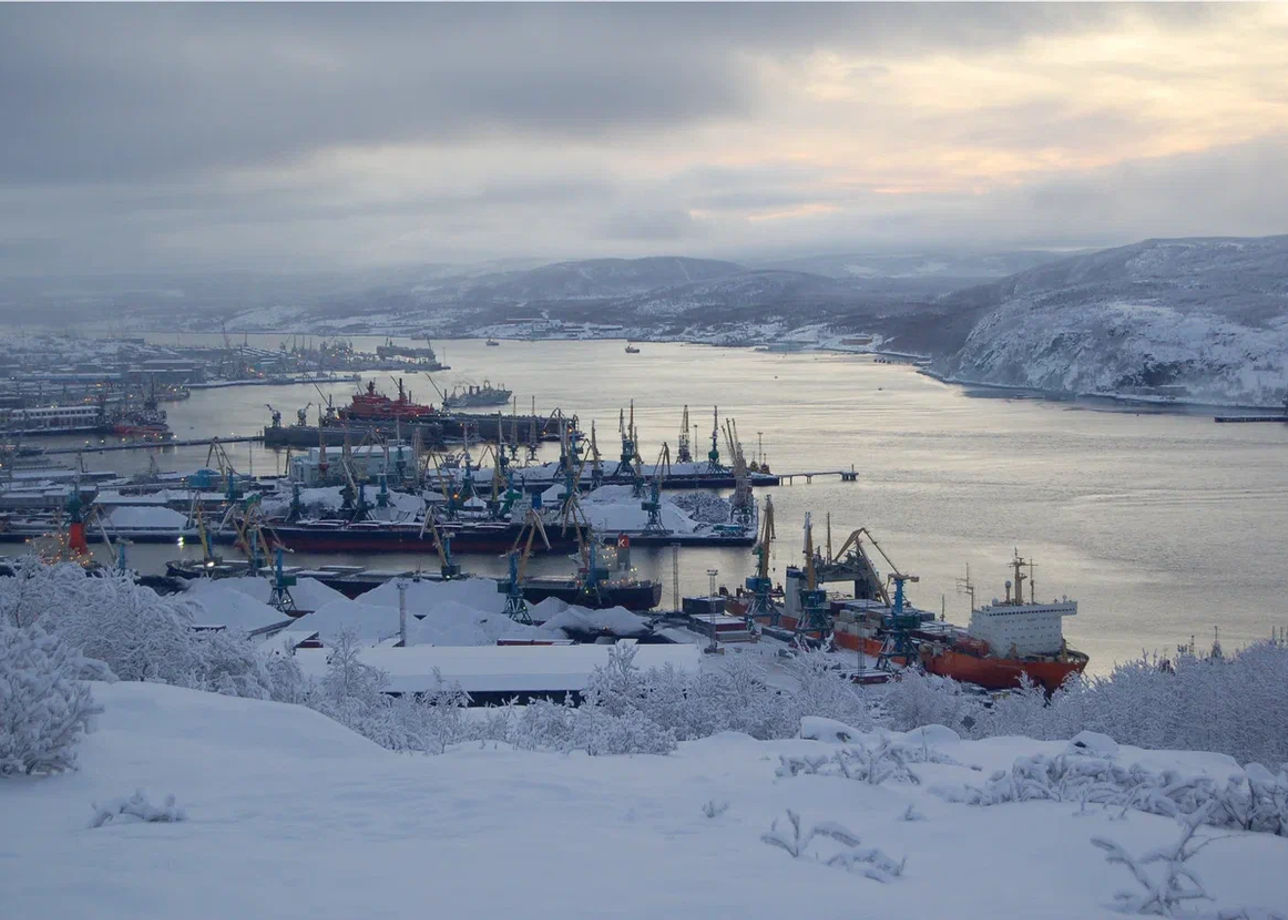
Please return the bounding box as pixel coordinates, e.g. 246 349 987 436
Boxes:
0 3 1284 277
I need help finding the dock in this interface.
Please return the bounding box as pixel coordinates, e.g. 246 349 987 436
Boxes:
41 436 264 455
775 469 858 484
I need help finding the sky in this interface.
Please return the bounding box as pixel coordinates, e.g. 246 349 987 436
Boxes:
1 2 1286 277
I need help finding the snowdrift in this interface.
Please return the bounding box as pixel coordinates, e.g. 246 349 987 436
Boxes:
2 681 1285 920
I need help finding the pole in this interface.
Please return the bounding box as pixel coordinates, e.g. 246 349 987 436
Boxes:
706 568 719 652
397 580 408 647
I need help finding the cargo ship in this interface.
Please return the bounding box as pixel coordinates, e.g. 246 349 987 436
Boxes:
738 510 1088 692
267 517 582 555
441 380 512 409
517 575 661 611
829 553 1087 692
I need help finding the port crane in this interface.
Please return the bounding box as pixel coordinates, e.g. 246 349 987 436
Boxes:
744 494 777 626
824 527 921 670
676 405 692 464
794 513 831 638
705 406 723 472
500 507 551 623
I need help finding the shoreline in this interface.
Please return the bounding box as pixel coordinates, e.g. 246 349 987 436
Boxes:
36 325 1288 419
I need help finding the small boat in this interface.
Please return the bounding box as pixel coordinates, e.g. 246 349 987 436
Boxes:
625 344 640 354
485 338 500 347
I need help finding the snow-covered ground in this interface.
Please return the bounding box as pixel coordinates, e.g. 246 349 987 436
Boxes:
2 680 1285 920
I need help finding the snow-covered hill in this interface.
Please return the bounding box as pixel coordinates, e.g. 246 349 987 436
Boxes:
941 236 1288 405
3 681 1285 920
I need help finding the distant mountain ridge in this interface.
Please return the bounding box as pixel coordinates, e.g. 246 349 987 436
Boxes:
940 236 1288 405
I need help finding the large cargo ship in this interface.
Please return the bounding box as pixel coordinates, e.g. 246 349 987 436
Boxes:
829 554 1087 691
267 517 582 555
517 575 661 611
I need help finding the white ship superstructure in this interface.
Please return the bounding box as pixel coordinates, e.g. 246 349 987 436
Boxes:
967 553 1076 656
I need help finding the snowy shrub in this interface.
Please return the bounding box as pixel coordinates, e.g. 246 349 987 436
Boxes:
780 649 874 732
762 810 905 882
89 790 186 827
582 642 647 716
503 698 578 752
1091 806 1217 917
777 734 956 786
702 799 729 819
573 706 677 756
0 621 99 775
882 669 982 735
310 629 404 746
944 747 1288 838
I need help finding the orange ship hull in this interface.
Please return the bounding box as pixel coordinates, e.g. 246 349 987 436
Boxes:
922 647 1087 692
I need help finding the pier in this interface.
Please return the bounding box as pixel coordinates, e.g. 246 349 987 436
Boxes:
775 468 857 484
41 436 264 455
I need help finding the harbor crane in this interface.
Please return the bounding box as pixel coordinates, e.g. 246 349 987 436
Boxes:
676 405 693 464
821 527 922 671
795 513 831 638
500 506 551 623
744 494 777 627
706 406 723 472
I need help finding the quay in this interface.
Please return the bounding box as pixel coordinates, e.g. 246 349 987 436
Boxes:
41 435 264 455
775 468 858 484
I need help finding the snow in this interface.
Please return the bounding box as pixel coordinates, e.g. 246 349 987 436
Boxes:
537 604 651 637
945 237 1288 405
186 574 346 614
104 505 189 531
284 577 650 646
181 579 294 634
295 642 701 694
2 680 1286 920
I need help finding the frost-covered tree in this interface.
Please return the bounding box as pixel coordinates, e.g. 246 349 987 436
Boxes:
0 621 99 775
883 670 982 734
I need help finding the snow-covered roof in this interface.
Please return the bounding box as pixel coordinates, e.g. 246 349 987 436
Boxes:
296 642 701 694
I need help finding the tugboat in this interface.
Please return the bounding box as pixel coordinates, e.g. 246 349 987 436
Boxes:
339 379 438 422
441 380 513 409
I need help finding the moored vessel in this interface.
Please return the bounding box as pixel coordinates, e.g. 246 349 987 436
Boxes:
441 380 512 409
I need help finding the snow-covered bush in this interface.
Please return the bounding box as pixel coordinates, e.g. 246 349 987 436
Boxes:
943 746 1288 838
762 810 905 882
874 643 1288 769
0 621 99 775
1091 806 1216 916
1058 644 1288 767
777 734 957 785
573 705 677 756
882 669 982 735
89 790 186 827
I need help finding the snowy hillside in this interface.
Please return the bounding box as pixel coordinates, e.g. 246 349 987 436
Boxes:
942 236 1288 405
4 681 1286 920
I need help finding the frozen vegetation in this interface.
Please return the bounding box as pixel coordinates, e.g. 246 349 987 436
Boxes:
3 561 1288 917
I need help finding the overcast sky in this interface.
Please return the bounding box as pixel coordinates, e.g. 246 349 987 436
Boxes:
1 2 1285 276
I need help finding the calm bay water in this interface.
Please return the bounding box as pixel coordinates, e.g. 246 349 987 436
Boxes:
68 335 1288 673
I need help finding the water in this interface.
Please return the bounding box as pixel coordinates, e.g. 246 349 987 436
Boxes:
53 335 1288 673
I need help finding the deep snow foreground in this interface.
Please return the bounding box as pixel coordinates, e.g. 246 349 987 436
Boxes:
3 684 1286 920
